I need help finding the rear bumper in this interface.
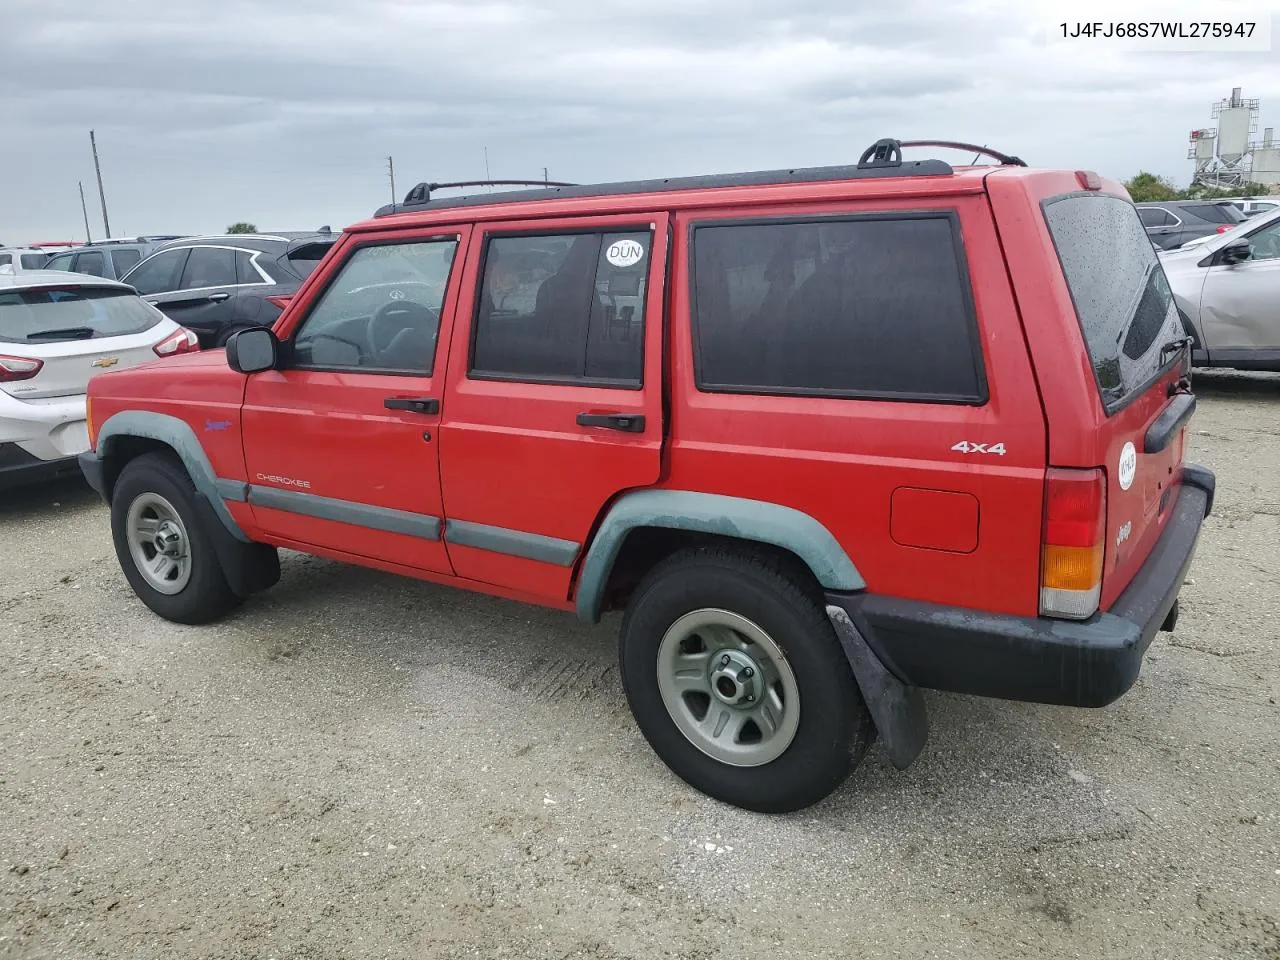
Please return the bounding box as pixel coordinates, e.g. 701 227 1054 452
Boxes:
0 443 82 492
827 464 1215 708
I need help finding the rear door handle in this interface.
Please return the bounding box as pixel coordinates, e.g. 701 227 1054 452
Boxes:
384 396 439 415
576 412 645 433
207 292 230 303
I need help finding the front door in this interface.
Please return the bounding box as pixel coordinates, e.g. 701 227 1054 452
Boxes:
1199 214 1280 355
438 214 669 602
240 227 470 574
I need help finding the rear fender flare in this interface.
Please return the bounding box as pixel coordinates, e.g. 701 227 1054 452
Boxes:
575 489 864 623
96 411 250 543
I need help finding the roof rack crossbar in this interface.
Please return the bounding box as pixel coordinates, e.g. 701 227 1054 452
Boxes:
404 178 577 204
898 140 1027 167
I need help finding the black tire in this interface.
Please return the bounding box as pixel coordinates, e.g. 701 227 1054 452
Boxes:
110 452 242 625
619 546 874 813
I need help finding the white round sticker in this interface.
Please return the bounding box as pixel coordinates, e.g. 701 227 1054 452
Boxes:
1118 441 1137 491
605 239 645 268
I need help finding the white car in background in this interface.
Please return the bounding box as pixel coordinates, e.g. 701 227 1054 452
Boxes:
1159 205 1280 372
0 247 52 274
1 272 199 491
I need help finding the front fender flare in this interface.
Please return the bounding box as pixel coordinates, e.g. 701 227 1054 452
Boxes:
574 489 864 623
96 410 250 543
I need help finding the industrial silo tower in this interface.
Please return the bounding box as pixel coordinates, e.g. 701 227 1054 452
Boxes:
1189 87 1261 189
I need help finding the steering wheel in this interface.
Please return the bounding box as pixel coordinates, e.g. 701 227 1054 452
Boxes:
369 300 438 360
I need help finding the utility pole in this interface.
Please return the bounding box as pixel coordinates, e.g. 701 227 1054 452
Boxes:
89 129 111 238
543 166 548 185
387 155 396 205
78 181 92 243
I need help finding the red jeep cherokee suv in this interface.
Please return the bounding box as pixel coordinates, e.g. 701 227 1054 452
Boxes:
80 140 1214 813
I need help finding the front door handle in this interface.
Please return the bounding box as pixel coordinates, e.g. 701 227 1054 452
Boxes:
384 396 439 415
576 412 645 433
208 292 231 303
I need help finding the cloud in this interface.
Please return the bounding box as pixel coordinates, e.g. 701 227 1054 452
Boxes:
0 0 1277 240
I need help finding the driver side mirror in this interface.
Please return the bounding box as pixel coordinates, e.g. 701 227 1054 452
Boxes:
226 327 279 374
1219 238 1251 265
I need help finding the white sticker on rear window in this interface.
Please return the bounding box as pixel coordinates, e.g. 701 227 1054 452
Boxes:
1118 441 1137 490
605 239 645 268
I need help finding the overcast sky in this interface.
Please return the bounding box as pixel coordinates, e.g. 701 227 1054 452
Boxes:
2 0 1278 243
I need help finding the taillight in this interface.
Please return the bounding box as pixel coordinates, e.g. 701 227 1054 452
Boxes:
0 354 43 382
153 327 200 357
1216 224 1232 233
265 295 292 311
1040 467 1106 619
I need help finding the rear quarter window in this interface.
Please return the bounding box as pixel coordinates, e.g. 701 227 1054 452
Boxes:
1184 203 1242 224
1043 193 1184 412
690 214 985 402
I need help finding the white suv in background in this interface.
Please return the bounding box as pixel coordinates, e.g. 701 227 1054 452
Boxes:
0 272 199 490
0 247 52 274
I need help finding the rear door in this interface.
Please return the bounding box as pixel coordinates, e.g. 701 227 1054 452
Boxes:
1040 191 1192 606
1139 207 1180 249
147 246 241 344
438 214 668 604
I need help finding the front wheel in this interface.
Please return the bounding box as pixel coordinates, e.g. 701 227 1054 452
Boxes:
619 546 873 813
110 452 242 624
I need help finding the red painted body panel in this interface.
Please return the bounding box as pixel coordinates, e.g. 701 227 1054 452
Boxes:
437 213 669 602
661 195 1047 617
984 170 1189 609
89 351 249 484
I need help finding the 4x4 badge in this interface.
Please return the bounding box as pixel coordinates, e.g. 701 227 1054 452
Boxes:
950 441 1006 456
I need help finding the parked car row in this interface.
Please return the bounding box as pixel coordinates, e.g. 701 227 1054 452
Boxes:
1161 204 1280 372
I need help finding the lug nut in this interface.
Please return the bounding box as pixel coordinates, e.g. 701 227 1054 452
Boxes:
742 666 754 679
720 655 731 667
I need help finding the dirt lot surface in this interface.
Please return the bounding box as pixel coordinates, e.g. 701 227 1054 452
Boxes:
1 372 1278 960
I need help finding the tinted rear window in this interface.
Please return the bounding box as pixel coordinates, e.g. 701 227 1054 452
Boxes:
1043 194 1183 411
111 249 142 274
20 254 48 269
0 288 162 343
1184 203 1242 224
691 215 984 401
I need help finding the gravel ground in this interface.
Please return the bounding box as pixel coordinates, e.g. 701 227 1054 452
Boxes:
1 371 1278 960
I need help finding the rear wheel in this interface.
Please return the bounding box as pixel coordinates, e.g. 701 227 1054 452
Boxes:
110 453 241 624
619 546 873 813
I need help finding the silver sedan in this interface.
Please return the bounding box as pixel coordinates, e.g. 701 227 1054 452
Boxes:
1160 205 1280 372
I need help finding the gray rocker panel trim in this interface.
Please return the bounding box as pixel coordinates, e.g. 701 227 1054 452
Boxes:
96 411 250 543
247 485 441 540
444 518 580 566
575 489 865 622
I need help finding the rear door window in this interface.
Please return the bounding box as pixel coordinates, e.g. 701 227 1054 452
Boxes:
21 254 49 269
73 251 106 276
1184 203 1242 224
1043 194 1184 411
124 249 188 295
180 248 237 289
110 249 142 276
690 215 985 402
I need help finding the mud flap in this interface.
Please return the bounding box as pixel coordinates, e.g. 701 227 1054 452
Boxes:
826 604 929 770
192 492 281 599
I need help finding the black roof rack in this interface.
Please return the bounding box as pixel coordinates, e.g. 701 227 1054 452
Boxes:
371 137 1027 217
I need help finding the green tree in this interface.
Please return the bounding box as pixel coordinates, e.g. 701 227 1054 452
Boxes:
226 222 257 234
1180 182 1269 200
1123 171 1179 203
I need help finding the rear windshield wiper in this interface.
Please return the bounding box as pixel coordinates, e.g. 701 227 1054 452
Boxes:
25 326 96 340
